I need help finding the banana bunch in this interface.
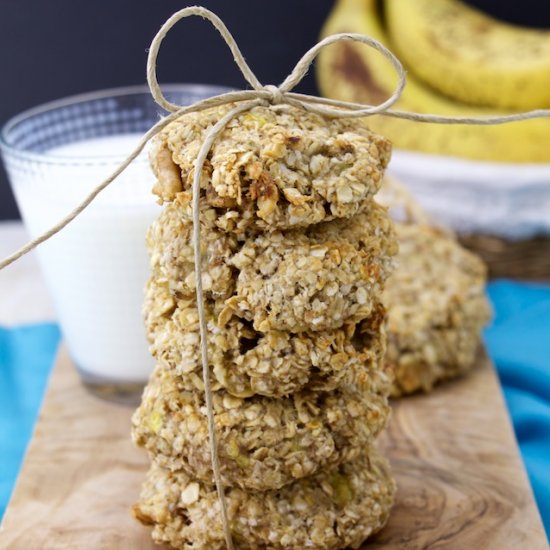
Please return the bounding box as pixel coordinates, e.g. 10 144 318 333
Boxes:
317 0 550 162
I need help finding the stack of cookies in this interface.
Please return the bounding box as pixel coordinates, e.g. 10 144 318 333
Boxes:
131 104 398 549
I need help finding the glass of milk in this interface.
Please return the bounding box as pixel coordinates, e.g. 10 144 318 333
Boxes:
0 84 231 404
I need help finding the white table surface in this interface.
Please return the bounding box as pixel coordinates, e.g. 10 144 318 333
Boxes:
0 221 55 326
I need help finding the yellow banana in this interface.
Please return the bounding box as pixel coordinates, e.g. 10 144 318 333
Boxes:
317 0 550 162
385 0 550 110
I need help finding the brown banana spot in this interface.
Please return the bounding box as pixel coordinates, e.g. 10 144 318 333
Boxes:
333 43 388 104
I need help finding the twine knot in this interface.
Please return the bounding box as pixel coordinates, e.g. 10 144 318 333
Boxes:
264 84 283 105
145 6 408 119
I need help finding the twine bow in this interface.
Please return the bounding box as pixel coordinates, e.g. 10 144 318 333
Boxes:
2 6 550 549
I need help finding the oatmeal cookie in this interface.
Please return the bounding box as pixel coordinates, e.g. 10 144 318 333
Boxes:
147 199 396 333
131 363 391 492
225 204 395 332
384 223 491 396
133 447 395 550
145 277 387 398
150 103 391 233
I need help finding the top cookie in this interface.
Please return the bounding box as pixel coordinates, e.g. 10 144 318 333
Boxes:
150 103 391 233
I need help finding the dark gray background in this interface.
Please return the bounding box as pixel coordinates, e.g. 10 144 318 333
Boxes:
1 0 549 220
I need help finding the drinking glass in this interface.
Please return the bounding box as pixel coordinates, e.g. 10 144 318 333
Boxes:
1 84 230 404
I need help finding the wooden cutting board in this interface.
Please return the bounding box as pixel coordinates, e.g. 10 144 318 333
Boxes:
0 346 546 549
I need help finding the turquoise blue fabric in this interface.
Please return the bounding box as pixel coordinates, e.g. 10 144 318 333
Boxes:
0 323 61 518
0 281 548 536
484 281 550 537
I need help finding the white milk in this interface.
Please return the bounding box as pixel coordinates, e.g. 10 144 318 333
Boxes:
11 134 160 382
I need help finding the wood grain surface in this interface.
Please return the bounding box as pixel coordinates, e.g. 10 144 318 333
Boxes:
0 346 546 549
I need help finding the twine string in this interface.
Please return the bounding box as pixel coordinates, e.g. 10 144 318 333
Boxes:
2 6 550 549
190 99 261 550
